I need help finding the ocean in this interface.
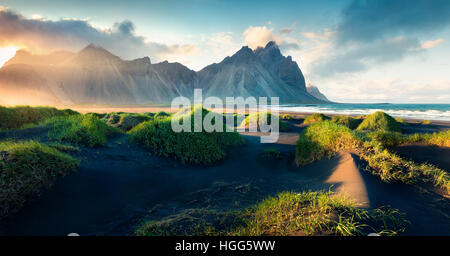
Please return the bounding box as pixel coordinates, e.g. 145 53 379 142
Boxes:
275 104 450 121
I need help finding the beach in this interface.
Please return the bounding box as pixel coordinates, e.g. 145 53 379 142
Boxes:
0 108 449 235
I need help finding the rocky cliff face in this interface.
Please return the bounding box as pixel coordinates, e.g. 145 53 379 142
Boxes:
0 42 327 105
306 84 330 102
198 41 320 103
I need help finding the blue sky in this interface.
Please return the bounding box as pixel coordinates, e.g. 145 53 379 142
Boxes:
0 0 449 103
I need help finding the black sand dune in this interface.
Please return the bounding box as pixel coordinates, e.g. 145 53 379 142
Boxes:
393 144 450 171
0 120 449 236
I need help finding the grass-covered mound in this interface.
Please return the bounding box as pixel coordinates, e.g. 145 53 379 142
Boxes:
303 113 330 124
46 115 119 147
408 130 450 147
420 120 432 125
0 106 79 130
296 121 450 191
231 191 407 236
356 111 401 132
154 111 171 119
102 112 152 131
281 114 293 120
331 115 361 129
136 190 407 236
296 121 361 166
0 140 79 218
367 130 450 148
129 106 244 164
367 131 404 148
240 112 290 132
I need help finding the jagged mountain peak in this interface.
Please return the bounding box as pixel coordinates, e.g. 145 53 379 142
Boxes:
223 46 256 64
254 41 283 62
76 43 120 62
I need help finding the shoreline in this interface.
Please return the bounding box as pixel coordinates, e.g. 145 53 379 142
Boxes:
69 106 450 125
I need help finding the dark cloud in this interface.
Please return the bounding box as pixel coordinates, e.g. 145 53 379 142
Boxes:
279 28 292 35
336 0 450 45
280 42 300 51
0 7 196 61
311 0 450 78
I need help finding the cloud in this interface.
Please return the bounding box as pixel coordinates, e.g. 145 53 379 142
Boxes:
336 0 450 45
0 6 197 61
242 25 300 51
311 37 424 77
317 76 450 103
243 26 279 49
308 0 450 78
421 39 445 49
279 28 292 35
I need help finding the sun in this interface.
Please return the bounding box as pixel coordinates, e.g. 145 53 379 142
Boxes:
0 46 18 68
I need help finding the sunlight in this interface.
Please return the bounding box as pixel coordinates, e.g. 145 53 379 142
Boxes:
0 46 18 68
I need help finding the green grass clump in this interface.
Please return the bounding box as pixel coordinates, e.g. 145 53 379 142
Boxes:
0 140 79 217
281 114 293 120
154 111 171 119
85 112 107 119
367 130 450 148
129 106 244 164
136 191 407 236
136 208 244 236
295 121 361 166
295 121 450 191
406 130 450 148
303 113 330 124
420 120 432 125
46 115 119 147
101 112 152 131
262 148 282 160
0 106 79 130
230 191 407 236
395 117 407 125
367 131 405 148
331 115 361 129
240 112 290 132
356 111 401 132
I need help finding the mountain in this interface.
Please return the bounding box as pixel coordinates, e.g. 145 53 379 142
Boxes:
0 42 327 105
198 42 319 103
306 84 329 102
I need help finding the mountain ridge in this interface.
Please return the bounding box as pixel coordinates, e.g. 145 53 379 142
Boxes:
0 41 329 105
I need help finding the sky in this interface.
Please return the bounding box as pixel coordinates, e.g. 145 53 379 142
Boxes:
0 0 449 103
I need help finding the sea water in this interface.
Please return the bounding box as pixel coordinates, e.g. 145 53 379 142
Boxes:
274 104 450 121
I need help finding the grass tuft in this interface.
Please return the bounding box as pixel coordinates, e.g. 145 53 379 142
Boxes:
331 115 361 129
280 114 293 120
154 111 171 119
136 190 407 236
240 112 290 132
295 121 360 166
129 106 244 164
303 113 330 125
45 115 119 147
0 140 79 218
0 105 79 130
230 191 407 236
420 120 432 125
356 111 401 132
100 112 152 131
295 121 450 191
